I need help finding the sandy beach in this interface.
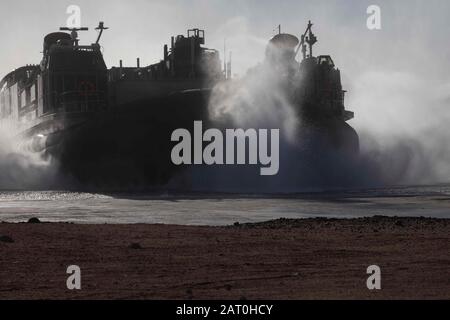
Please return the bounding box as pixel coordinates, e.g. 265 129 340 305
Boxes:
0 216 449 300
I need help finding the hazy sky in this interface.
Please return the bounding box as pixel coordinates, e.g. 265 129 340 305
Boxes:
1 0 449 135
1 0 448 75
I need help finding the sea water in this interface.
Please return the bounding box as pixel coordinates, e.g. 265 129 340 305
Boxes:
0 184 449 225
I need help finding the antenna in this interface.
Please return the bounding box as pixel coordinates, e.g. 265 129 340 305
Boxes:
223 38 227 78
95 22 109 45
273 24 281 36
59 26 89 46
227 51 232 79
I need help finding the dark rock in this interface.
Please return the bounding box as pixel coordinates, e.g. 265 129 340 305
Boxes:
0 235 14 243
129 242 143 249
27 217 41 224
395 220 405 227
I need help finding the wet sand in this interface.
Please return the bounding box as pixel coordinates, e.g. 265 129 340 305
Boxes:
0 216 449 299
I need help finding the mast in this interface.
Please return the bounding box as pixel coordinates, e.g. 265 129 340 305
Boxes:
95 22 109 45
305 21 317 57
295 20 318 60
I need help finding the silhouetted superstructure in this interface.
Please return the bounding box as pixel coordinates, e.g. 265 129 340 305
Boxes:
295 21 354 122
0 20 358 188
108 28 222 106
0 24 109 153
265 21 358 154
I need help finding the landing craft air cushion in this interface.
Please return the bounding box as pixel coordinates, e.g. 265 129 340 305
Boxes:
0 21 358 189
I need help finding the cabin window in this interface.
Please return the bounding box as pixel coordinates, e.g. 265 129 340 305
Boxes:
21 90 27 108
30 85 36 102
7 90 11 115
0 91 4 117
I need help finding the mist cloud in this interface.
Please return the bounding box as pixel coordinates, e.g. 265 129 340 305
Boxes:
0 122 61 190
